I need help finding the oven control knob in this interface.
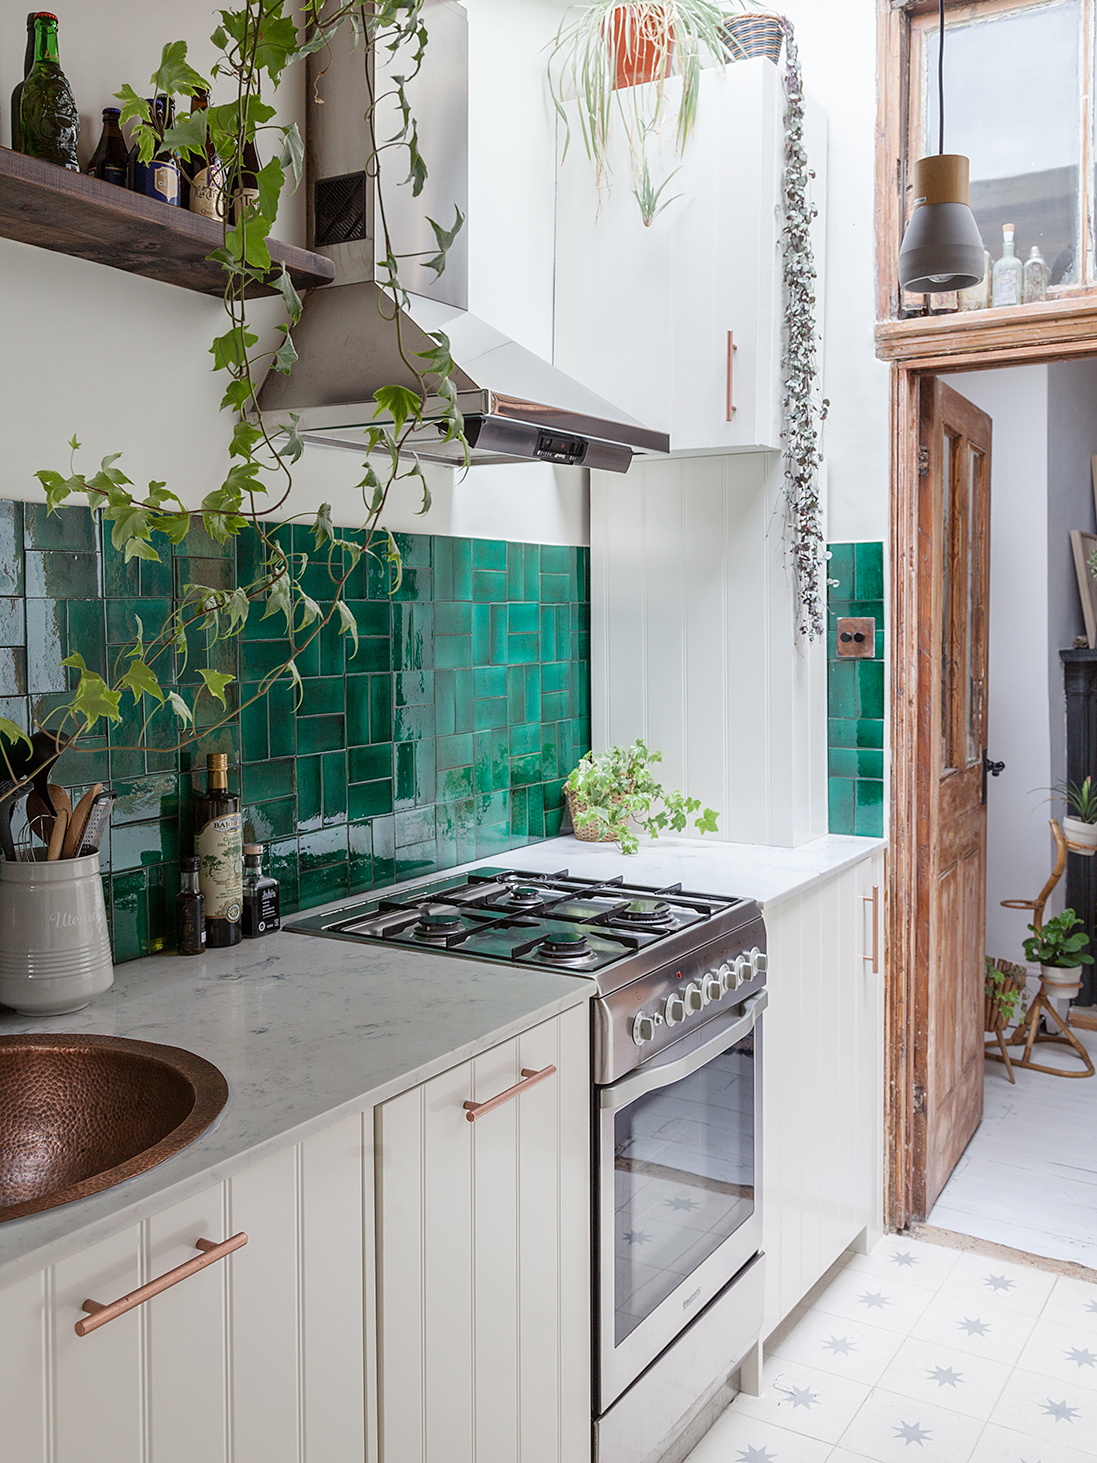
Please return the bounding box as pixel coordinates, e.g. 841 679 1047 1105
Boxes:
750 947 768 976
703 972 723 1004
731 955 750 990
717 961 735 993
663 991 687 1027
632 1010 664 1045
684 982 704 1014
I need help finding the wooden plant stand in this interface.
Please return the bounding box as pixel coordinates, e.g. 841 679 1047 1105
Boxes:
993 820 1096 1079
983 992 1016 1083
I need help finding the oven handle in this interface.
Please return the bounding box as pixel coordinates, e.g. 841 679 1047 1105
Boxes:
599 990 767 1110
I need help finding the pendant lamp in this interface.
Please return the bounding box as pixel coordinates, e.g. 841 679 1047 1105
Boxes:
898 0 985 294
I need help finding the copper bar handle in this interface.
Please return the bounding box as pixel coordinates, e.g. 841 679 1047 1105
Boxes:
463 1065 557 1123
76 1233 248 1336
862 886 879 973
726 330 737 420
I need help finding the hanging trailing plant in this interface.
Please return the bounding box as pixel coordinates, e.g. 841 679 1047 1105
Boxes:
0 1 466 788
777 17 829 641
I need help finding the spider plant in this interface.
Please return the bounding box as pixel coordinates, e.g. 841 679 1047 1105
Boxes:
548 0 760 222
1044 776 1097 823
631 157 681 226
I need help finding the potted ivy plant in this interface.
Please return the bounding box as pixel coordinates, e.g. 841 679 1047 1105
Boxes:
564 739 719 854
984 957 1027 1033
1022 908 1094 996
1051 776 1097 854
548 0 761 225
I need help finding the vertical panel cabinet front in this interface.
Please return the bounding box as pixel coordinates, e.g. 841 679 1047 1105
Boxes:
376 1003 591 1463
0 1111 370 1463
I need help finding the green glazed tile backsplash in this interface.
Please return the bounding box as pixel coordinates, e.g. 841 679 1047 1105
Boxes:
827 541 885 837
0 499 591 962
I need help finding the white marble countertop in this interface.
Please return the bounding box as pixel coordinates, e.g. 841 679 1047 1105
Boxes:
0 829 881 1286
0 933 591 1287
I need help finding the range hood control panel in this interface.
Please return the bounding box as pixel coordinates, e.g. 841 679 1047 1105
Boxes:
536 430 587 466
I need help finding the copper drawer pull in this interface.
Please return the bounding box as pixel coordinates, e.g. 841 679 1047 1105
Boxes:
862 886 879 974
75 1233 248 1336
726 330 738 420
463 1065 556 1122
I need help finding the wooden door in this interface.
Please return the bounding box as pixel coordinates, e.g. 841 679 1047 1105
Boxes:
375 1004 591 1463
916 378 993 1217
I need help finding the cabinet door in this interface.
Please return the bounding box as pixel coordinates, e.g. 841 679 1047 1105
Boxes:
376 1003 591 1463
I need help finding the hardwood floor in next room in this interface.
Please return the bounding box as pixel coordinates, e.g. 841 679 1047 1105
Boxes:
928 1028 1097 1271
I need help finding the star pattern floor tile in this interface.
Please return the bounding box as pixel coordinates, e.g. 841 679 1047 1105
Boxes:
683 1235 1097 1463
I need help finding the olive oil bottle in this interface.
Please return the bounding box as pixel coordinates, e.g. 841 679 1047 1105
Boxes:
193 753 242 948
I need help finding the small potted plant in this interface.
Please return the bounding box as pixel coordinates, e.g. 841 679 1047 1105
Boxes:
1052 776 1097 854
1022 908 1094 997
564 739 719 854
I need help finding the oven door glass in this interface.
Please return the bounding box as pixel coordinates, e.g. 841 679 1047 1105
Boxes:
613 1030 755 1346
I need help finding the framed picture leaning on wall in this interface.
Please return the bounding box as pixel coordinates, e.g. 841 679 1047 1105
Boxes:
1070 528 1097 650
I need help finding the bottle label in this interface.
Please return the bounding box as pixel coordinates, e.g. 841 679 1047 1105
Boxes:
101 165 127 187
190 165 225 220
135 159 180 205
197 813 243 922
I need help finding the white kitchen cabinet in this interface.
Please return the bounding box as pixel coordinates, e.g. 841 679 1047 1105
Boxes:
0 1111 371 1463
375 1003 590 1463
761 846 885 1336
554 59 827 455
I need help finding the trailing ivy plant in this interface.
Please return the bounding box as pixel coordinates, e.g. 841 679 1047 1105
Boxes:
0 0 467 794
777 17 829 642
564 739 718 855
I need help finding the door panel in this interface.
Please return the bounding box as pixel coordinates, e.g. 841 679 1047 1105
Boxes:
916 378 992 1217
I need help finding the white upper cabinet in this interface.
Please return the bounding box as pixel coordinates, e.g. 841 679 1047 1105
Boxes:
554 58 827 454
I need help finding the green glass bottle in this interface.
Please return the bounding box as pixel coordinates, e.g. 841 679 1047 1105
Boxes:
9 13 36 155
19 12 79 172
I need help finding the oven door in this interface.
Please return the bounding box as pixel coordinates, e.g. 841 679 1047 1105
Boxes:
596 991 765 1412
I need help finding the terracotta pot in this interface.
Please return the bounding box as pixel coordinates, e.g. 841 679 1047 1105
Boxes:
611 5 674 90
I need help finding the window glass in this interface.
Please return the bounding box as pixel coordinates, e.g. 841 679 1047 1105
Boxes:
924 2 1080 285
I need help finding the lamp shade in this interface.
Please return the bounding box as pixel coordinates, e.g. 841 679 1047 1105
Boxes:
898 154 986 293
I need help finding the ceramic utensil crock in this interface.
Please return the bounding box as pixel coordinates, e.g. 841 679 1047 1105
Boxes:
0 850 114 1014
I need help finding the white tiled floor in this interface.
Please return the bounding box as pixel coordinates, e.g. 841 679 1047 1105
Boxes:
927 1026 1097 1269
685 1236 1097 1462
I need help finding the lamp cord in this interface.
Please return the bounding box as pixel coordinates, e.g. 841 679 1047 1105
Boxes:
938 0 945 154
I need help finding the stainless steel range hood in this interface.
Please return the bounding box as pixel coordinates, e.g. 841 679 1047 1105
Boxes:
257 0 668 472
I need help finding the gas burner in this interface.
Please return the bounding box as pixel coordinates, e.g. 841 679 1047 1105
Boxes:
612 899 675 930
413 904 465 939
539 931 596 963
502 884 545 908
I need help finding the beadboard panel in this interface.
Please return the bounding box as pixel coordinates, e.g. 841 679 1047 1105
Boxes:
762 847 885 1336
591 454 828 846
0 1115 374 1463
375 1003 591 1463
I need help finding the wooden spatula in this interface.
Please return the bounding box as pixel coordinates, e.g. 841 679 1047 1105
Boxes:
47 808 69 861
27 784 72 845
62 783 102 859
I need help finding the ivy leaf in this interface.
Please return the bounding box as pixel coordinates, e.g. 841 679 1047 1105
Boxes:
36 469 74 511
221 587 251 638
256 156 284 224
336 598 359 660
125 537 162 563
114 84 151 128
220 378 254 413
275 412 305 464
384 529 403 592
155 511 192 546
69 668 122 730
229 420 263 459
210 326 258 372
278 123 305 190
254 11 299 83
262 555 293 632
296 593 322 629
311 503 334 548
198 669 234 708
119 658 165 705
422 206 464 279
0 716 32 754
166 690 194 729
273 325 298 374
150 40 207 98
405 123 427 196
161 109 208 161
274 264 303 324
373 384 422 436
285 656 304 710
405 459 431 515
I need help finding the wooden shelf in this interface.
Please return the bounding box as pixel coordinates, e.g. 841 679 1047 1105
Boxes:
875 295 1097 370
0 146 334 298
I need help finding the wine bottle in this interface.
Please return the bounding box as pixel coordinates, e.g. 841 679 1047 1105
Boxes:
132 95 181 206
85 107 129 187
176 857 206 956
186 88 226 220
242 843 281 938
991 223 1023 308
19 12 79 171
9 12 35 154
194 753 242 948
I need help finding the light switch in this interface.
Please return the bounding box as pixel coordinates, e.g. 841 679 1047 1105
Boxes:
836 617 876 658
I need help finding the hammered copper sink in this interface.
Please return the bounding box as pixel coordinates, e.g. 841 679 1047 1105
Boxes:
0 1035 229 1223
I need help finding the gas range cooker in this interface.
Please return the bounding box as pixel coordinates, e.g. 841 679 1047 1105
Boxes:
286 866 766 1082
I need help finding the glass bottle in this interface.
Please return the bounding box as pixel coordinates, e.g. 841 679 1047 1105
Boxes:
9 12 35 154
85 107 129 188
132 95 181 206
991 223 1023 308
19 12 79 171
1023 245 1049 304
242 843 281 938
231 136 261 224
958 249 992 312
186 88 226 220
177 856 206 956
193 752 242 948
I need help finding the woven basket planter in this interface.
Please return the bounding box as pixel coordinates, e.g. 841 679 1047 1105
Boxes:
718 11 784 64
565 788 620 843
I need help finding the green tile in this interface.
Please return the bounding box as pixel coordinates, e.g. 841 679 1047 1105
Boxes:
25 600 67 693
346 675 372 744
856 660 885 720
102 534 140 600
394 702 435 742
438 764 473 802
472 538 507 571
510 752 541 787
539 606 556 664
111 773 179 825
435 670 455 737
349 819 373 894
321 750 347 824
473 602 492 666
243 757 295 804
176 517 234 558
269 837 300 913
300 676 345 717
475 696 508 731
394 842 438 881
437 732 473 770
436 601 471 635
510 785 528 840
828 776 856 834
539 573 569 604
25 551 98 600
391 567 430 603
435 634 472 668
243 796 297 843
23 501 98 553
396 806 436 848
854 779 884 837
507 543 524 601
0 596 24 647
474 730 493 795
540 545 571 574
473 666 506 700
523 544 540 601
300 824 348 868
826 543 855 600
394 738 434 809
370 674 392 743
110 870 147 963
349 779 394 819
509 632 538 665
350 743 390 784
541 736 558 782
828 660 856 719
299 861 349 909
510 721 539 756
175 556 233 596
526 783 544 838
240 683 269 762
508 602 538 635
297 753 322 830
857 749 884 780
393 602 433 671
241 638 292 681
829 748 858 779
297 713 345 755
0 501 22 597
0 647 24 697
488 604 506 666
543 803 564 838
433 537 454 601
268 680 296 758
451 538 472 601
855 541 884 600
111 818 179 871
473 570 506 602
343 600 391 638
541 691 570 722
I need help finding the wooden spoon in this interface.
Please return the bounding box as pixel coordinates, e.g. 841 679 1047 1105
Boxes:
62 783 102 859
47 808 68 861
27 784 72 845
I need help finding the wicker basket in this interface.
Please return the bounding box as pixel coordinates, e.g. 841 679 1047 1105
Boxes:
717 12 785 64
565 788 619 843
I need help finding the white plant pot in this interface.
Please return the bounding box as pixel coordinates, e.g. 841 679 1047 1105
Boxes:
1040 963 1083 996
1063 816 1097 854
